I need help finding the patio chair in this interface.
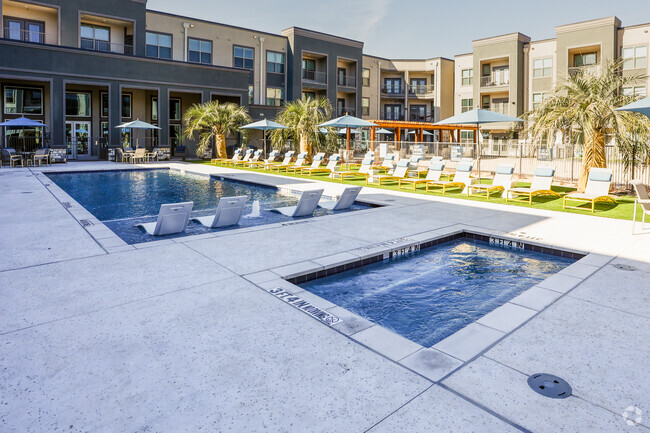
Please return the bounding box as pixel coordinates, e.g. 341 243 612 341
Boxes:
274 152 307 173
369 159 411 186
318 186 362 211
631 180 650 234
131 148 147 164
271 189 324 217
31 148 50 166
399 160 446 191
331 156 374 181
1 148 23 167
261 150 293 170
426 161 475 194
467 164 515 199
506 167 560 204
146 148 159 162
192 196 247 228
293 153 324 174
136 202 194 236
114 148 128 163
302 154 341 176
562 168 616 212
212 148 242 165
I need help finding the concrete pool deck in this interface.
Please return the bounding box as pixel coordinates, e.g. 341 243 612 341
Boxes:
0 161 648 432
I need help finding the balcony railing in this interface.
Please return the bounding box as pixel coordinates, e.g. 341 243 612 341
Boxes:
302 69 327 84
382 114 405 121
568 64 601 77
408 84 435 96
2 27 58 45
337 75 356 87
337 107 356 117
381 86 405 97
408 113 433 122
80 38 134 55
480 76 510 87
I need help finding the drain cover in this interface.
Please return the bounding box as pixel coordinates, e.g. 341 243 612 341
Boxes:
61 202 72 209
613 264 637 272
527 373 572 399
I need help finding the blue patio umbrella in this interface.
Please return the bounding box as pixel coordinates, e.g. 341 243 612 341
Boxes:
0 116 47 128
616 95 650 118
319 115 377 150
115 119 160 148
241 119 289 157
375 128 393 135
436 108 523 176
338 128 361 134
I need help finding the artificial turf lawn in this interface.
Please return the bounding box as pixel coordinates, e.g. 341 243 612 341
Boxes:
188 159 642 221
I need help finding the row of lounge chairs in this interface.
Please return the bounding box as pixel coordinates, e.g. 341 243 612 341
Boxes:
136 186 362 236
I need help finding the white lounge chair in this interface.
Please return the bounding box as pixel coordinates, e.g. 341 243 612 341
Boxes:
136 202 194 236
212 148 242 165
467 164 515 199
262 150 293 170
369 159 411 186
372 153 396 171
562 168 616 212
319 186 362 211
302 153 340 176
426 161 475 194
249 150 278 168
631 180 650 234
399 160 446 190
228 148 253 166
272 189 324 217
507 167 559 204
332 156 374 181
191 196 247 228
291 153 324 174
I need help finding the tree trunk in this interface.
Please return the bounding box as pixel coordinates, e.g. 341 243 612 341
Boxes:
299 133 312 162
579 130 607 192
216 133 227 159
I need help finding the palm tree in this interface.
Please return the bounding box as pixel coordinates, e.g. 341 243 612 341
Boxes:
525 60 650 191
270 97 338 159
183 101 251 158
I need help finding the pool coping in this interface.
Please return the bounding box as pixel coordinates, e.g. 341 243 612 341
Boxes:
246 227 601 383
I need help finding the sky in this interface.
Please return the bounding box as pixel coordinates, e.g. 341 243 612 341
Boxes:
146 0 650 59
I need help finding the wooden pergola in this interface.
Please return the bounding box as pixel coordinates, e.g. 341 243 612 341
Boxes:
368 120 478 148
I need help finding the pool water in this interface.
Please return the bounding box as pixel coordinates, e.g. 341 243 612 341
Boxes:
47 169 369 244
300 239 574 347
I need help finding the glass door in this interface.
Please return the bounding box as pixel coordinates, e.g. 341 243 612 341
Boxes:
66 121 91 159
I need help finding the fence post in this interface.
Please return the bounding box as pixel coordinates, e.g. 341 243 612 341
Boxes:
519 141 523 176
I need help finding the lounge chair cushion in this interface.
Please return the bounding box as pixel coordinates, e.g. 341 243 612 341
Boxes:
330 154 340 161
362 157 373 165
396 160 410 168
534 167 555 177
456 162 472 172
496 165 514 175
429 161 445 171
589 169 612 182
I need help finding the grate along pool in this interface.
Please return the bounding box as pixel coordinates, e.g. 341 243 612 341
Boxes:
300 238 575 347
46 169 370 244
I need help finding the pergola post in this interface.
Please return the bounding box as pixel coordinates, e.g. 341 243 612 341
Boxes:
370 127 376 151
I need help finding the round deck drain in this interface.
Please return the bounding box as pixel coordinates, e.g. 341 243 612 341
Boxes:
613 263 637 272
527 373 572 399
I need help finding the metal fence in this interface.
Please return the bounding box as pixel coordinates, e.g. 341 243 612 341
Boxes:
350 140 649 188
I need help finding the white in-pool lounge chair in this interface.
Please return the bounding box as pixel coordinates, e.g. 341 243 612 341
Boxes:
506 167 559 204
136 202 194 236
192 196 247 228
562 168 616 212
399 160 446 190
467 164 515 199
426 161 475 194
271 189 324 217
631 180 650 234
302 154 341 176
319 186 362 211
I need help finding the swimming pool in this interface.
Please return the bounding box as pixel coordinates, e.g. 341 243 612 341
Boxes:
300 239 574 347
46 169 369 244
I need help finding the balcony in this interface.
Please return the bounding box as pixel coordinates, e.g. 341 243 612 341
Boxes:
382 114 405 121
408 84 435 97
302 69 327 85
480 76 510 88
80 38 133 55
2 27 57 45
568 64 601 77
337 75 356 88
381 86 405 97
408 113 433 122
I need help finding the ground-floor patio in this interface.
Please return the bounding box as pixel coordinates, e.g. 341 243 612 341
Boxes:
0 161 648 432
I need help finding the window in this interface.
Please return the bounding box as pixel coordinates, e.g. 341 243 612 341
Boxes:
169 98 181 121
573 52 597 67
460 131 475 144
492 98 509 115
481 95 490 109
101 93 108 118
3 17 44 43
121 94 131 119
101 122 109 138
65 92 91 117
362 97 370 116
266 87 284 106
151 97 158 121
384 104 402 120
482 63 490 76
146 32 172 59
188 38 212 64
623 86 646 97
410 78 427 94
234 45 254 69
410 105 426 121
622 46 647 70
461 69 473 86
302 91 316 100
248 85 254 105
266 51 284 73
4 86 43 115
461 98 473 113
533 57 552 78
384 78 401 94
80 23 110 52
362 68 370 87
532 93 552 109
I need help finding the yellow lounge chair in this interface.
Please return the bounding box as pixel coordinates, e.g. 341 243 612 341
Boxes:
399 160 446 191
506 167 560 204
302 154 340 176
231 149 261 167
248 150 279 168
371 153 396 171
227 148 253 166
211 148 242 165
562 168 616 212
276 152 307 173
261 151 294 170
369 160 411 186
288 152 324 174
426 161 475 194
331 156 374 181
467 164 515 199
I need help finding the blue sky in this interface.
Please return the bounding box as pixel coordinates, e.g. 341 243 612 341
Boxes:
147 0 650 59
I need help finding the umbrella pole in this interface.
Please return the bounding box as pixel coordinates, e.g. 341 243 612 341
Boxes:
263 128 267 159
346 127 351 151
476 123 481 180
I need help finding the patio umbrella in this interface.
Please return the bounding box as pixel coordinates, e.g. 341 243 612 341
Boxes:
319 115 377 150
616 96 650 118
115 119 160 148
338 128 361 134
0 116 48 152
375 128 392 135
436 108 523 176
241 119 289 158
